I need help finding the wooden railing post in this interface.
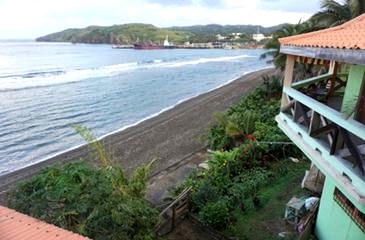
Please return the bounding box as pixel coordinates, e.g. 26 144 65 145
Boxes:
281 55 296 107
171 205 176 230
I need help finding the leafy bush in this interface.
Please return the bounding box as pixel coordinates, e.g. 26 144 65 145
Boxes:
177 75 305 229
192 179 223 210
198 199 230 229
8 126 159 240
8 162 158 240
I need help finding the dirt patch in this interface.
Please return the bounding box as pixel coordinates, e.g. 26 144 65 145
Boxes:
166 218 215 240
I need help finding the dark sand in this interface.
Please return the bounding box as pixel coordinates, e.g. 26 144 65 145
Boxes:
0 68 274 203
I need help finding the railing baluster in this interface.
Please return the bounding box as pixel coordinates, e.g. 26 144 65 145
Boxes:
320 116 334 145
309 111 321 136
339 127 365 175
293 101 300 122
281 100 295 114
330 127 339 155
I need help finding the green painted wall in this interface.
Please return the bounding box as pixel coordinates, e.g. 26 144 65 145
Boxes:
315 177 365 240
341 65 365 116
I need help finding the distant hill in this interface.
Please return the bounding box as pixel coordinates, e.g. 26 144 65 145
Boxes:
36 24 192 44
167 24 285 35
36 23 285 44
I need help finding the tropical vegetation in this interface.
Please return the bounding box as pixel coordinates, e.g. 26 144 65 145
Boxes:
311 0 365 27
8 126 159 240
173 75 305 233
36 23 192 44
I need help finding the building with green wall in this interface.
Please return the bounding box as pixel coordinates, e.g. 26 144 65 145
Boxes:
277 14 365 240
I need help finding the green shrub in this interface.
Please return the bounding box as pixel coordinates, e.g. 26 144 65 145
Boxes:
8 162 158 240
178 75 306 230
208 124 234 150
198 199 230 229
192 179 223 210
8 127 159 240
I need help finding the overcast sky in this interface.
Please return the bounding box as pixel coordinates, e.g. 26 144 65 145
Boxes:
0 0 321 39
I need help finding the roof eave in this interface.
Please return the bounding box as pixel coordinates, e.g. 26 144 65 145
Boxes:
280 45 365 65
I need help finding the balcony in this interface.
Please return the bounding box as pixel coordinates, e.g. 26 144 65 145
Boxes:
276 73 365 201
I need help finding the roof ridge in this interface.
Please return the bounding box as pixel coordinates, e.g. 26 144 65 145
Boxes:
279 13 365 50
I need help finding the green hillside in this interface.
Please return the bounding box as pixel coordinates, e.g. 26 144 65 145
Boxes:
36 24 192 44
167 24 285 35
36 23 285 44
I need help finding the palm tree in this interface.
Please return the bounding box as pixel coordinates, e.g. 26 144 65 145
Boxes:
261 21 318 69
310 0 365 27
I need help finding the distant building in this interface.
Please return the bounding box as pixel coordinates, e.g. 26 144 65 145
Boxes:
163 35 172 47
231 33 242 40
252 33 266 42
216 34 226 41
252 26 271 42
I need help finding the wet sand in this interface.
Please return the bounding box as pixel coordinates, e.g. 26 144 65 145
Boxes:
0 68 274 204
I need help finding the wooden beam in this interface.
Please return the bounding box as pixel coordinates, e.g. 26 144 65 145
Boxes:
328 60 337 74
310 122 336 138
281 100 295 113
293 101 300 122
298 103 311 126
309 111 321 136
326 62 338 100
339 128 365 175
280 46 365 65
291 73 332 89
281 55 295 106
330 127 340 155
320 116 334 145
338 144 365 158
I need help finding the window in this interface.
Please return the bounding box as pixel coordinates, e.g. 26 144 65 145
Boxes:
334 188 365 232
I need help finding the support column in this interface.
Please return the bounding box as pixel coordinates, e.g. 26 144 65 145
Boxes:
328 60 337 74
327 61 338 100
341 65 365 117
281 55 295 106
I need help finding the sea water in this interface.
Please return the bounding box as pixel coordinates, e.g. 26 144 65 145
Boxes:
0 40 271 175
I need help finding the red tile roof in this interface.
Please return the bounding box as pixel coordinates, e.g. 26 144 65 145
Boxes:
279 13 365 50
0 206 90 240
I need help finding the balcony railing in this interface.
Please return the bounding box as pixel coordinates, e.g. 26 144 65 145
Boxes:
281 85 365 176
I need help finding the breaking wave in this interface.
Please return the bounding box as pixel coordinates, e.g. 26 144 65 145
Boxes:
0 55 250 91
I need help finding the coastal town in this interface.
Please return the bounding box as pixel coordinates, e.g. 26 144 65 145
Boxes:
112 31 273 49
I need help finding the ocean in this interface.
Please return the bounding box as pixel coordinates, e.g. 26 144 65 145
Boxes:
0 40 271 175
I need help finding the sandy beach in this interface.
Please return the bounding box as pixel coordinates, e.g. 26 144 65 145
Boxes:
0 68 274 203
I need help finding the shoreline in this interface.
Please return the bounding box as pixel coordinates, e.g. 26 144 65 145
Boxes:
0 66 272 176
0 67 274 203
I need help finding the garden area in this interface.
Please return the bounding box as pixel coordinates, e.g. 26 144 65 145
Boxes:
7 75 310 240
171 75 311 239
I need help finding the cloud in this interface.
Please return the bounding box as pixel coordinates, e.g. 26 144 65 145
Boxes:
0 0 319 38
258 0 320 13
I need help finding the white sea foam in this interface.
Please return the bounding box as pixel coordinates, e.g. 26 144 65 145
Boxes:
0 66 273 176
0 62 138 91
164 55 250 68
0 55 251 91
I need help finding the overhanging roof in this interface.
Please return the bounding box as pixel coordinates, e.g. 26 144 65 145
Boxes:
280 46 365 65
279 13 365 64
